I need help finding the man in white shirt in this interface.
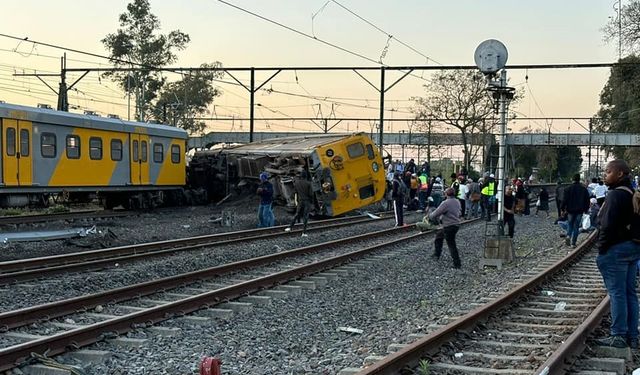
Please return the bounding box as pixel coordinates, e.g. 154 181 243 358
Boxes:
588 178 598 197
456 175 468 218
594 179 608 206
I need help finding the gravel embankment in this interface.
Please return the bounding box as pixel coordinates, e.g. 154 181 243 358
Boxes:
46 209 581 375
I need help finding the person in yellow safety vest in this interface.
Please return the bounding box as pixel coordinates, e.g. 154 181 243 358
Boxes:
418 173 429 210
481 173 496 221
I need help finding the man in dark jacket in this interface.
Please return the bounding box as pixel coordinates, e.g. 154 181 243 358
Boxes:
554 181 565 223
256 172 275 227
594 160 640 349
285 171 314 237
560 174 590 247
392 172 405 227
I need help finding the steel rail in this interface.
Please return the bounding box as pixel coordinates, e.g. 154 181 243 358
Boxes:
0 219 465 372
356 231 598 374
0 215 381 281
534 296 609 375
0 210 131 225
0 221 437 331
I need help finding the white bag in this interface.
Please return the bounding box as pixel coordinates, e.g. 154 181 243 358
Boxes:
581 215 591 231
535 199 541 207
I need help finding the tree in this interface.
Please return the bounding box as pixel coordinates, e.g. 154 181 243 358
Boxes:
596 55 640 166
152 63 224 134
412 70 500 172
102 0 190 121
603 1 640 56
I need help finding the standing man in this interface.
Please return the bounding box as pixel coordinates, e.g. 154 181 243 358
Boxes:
456 175 467 218
256 172 275 227
594 160 640 348
429 188 462 268
561 174 590 247
481 173 496 221
392 172 405 227
555 181 565 224
503 186 516 238
284 171 313 237
594 179 608 206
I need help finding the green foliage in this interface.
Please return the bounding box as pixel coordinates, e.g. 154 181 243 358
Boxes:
0 208 22 216
496 144 581 182
47 205 70 214
151 63 224 134
416 359 431 375
102 0 190 121
596 54 640 166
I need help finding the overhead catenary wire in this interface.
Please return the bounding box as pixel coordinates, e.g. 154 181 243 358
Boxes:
329 0 443 65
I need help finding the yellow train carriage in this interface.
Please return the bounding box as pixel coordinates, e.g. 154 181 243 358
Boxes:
214 132 386 216
0 103 187 207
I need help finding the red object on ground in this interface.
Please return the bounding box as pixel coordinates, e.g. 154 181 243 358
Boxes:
200 357 222 375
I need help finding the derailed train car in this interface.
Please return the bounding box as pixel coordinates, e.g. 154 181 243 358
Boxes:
188 133 386 216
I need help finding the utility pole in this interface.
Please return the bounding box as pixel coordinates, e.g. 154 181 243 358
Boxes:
619 0 623 60
587 118 592 178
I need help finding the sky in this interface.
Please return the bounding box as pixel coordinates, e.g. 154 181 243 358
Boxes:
0 0 621 135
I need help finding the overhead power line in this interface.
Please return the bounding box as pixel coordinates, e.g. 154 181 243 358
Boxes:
216 0 386 66
329 0 443 65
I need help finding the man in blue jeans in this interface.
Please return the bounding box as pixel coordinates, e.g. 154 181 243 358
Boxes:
595 160 640 349
256 172 275 227
561 174 590 248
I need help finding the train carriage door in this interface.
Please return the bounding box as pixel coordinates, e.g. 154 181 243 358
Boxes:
129 134 150 185
130 134 141 185
2 119 32 186
139 135 150 184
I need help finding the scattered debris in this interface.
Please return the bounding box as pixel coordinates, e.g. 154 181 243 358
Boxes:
337 326 363 334
1 226 99 243
215 193 232 206
209 211 236 227
553 301 567 311
364 212 380 219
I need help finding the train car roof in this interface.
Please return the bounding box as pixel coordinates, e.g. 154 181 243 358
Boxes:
0 102 188 139
222 133 368 156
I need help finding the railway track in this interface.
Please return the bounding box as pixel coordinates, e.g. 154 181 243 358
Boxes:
349 231 615 375
0 214 388 284
0 216 480 372
0 209 134 226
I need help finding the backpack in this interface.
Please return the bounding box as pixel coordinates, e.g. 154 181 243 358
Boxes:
616 186 640 240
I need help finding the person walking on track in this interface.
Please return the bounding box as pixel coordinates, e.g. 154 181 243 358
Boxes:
429 188 462 268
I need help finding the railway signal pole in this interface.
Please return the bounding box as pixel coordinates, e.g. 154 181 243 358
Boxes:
475 40 516 268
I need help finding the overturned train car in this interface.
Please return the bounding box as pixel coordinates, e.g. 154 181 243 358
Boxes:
188 133 386 216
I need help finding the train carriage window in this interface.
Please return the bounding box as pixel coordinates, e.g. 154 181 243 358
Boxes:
153 143 164 163
171 144 180 163
41 133 56 158
66 135 80 159
366 144 375 160
20 129 29 157
111 139 123 161
141 141 148 162
6 128 15 156
132 140 139 162
89 137 102 160
346 142 365 159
